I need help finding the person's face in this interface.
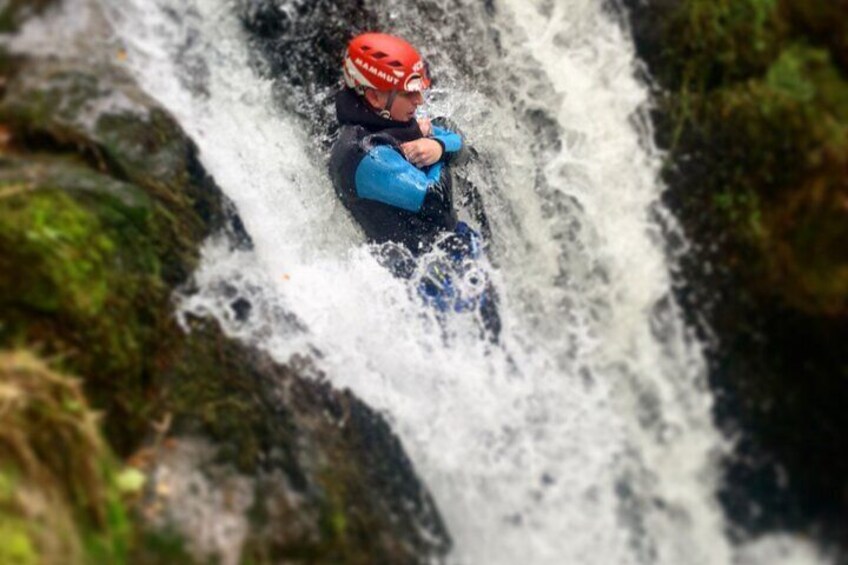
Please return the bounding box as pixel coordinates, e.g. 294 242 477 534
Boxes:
365 89 425 121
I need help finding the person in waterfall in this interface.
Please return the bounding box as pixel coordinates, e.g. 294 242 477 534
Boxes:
328 32 498 334
328 32 466 257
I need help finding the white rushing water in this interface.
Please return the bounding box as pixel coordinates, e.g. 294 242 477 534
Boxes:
94 0 827 563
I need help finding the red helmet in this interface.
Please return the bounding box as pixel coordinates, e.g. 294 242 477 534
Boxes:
343 32 431 93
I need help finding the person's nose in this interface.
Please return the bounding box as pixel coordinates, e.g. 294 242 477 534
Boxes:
411 91 424 106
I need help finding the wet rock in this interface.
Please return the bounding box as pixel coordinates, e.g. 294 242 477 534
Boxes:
137 318 450 563
0 1 450 562
239 0 380 144
0 53 226 285
230 297 252 321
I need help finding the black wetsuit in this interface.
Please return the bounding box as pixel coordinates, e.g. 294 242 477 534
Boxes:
328 88 464 254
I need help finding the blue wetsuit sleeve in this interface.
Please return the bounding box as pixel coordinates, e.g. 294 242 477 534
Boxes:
431 125 463 154
354 145 444 213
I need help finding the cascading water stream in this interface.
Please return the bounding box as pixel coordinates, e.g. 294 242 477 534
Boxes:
91 0 827 563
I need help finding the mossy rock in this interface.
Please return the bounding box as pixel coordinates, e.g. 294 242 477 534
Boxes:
0 155 172 452
627 0 848 547
0 48 232 450
0 55 226 285
149 319 450 563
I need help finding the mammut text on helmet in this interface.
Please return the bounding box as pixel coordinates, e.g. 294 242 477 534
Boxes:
355 57 401 86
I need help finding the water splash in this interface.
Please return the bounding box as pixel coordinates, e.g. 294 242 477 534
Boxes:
98 0 829 563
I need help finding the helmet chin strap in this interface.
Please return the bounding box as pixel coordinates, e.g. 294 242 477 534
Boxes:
379 90 399 120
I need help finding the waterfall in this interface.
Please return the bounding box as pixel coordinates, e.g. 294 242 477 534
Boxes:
98 0 826 563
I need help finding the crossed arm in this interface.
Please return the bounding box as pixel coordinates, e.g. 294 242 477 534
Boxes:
400 118 463 167
353 122 464 213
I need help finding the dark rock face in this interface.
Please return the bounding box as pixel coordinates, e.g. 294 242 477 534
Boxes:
238 0 500 145
0 0 56 32
622 0 848 550
239 0 378 146
0 1 450 562
149 319 451 563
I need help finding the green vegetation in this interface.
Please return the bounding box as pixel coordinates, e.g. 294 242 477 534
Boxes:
0 350 131 564
631 0 848 542
0 78 195 559
0 153 184 455
656 0 848 315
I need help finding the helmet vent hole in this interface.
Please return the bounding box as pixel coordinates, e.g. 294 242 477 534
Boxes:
386 60 403 67
371 51 388 59
360 45 371 51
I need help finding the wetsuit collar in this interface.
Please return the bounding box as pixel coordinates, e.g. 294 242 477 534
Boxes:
336 88 422 143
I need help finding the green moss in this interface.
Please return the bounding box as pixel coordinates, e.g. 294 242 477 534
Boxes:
0 468 15 501
162 320 287 472
0 157 172 452
713 189 765 240
0 189 113 315
0 60 223 287
766 45 820 102
0 516 37 565
783 2 848 73
662 0 786 90
330 509 348 539
702 45 848 311
319 478 349 543
764 44 848 121
0 472 38 565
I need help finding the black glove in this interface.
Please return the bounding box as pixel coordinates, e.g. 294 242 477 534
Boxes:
420 177 456 228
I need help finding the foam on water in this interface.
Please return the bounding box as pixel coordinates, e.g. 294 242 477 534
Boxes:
96 0 830 563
